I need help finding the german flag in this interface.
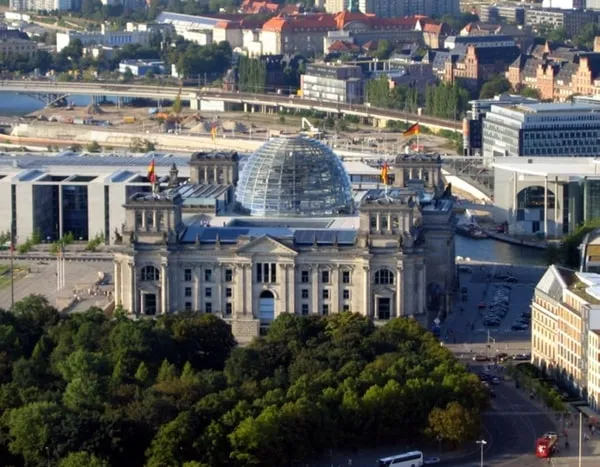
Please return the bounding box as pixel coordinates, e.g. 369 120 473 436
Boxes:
403 122 420 137
147 157 156 183
381 162 389 185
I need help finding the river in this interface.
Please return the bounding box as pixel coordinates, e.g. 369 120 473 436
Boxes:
0 91 112 116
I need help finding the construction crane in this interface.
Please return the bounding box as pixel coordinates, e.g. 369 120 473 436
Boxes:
300 117 323 139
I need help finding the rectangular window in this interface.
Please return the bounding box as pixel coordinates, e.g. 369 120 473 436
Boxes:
205 287 212 298
225 268 233 282
323 289 329 300
256 263 262 283
321 270 330 284
302 303 309 315
185 301 192 311
205 302 212 313
302 289 309 299
256 263 276 283
342 270 350 284
184 287 192 297
301 270 309 283
322 304 329 315
226 287 232 298
343 289 350 300
343 304 350 312
205 269 212 282
184 269 192 282
225 303 232 315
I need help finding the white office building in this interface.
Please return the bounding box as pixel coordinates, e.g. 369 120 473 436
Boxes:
482 103 600 162
492 157 600 237
56 27 150 53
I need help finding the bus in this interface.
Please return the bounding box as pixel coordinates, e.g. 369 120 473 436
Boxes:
377 451 424 467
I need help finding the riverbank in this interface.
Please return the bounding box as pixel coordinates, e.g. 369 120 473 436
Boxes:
485 230 548 250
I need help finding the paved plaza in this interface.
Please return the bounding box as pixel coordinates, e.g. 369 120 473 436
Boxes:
0 258 114 312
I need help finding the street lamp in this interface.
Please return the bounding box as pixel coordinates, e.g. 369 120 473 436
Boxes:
476 439 487 467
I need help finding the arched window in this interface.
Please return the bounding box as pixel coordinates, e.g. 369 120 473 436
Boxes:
141 265 160 281
374 268 394 285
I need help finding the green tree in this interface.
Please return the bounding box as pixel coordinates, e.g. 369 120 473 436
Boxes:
59 451 110 467
86 140 101 153
479 75 512 99
519 87 540 99
573 23 600 50
375 39 392 59
426 401 480 445
122 67 134 83
5 401 63 465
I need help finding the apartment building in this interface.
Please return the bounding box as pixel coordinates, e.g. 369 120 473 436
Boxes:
525 8 598 37
301 63 363 104
532 265 600 409
482 102 600 160
358 0 459 19
0 28 37 56
9 0 72 11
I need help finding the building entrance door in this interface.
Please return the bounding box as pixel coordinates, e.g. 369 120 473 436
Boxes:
378 297 391 320
259 290 275 321
144 293 157 315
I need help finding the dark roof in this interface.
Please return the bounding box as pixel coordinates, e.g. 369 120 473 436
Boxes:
0 29 29 41
472 45 520 65
190 151 238 162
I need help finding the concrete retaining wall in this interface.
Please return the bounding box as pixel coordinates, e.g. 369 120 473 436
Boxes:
442 169 492 203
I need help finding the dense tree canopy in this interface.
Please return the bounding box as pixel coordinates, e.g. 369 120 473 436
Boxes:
0 296 487 466
479 74 512 99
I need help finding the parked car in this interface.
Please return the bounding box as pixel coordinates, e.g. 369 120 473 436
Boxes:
473 354 490 362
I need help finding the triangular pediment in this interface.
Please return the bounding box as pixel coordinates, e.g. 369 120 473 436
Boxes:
236 235 297 256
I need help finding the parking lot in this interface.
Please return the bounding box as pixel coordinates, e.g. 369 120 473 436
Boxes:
443 262 546 356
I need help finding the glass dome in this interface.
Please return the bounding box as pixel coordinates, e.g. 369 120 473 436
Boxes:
236 136 354 217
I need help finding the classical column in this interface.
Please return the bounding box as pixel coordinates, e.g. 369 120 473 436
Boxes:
288 265 296 314
152 210 158 231
417 264 425 316
161 263 168 314
283 265 289 314
141 210 146 229
129 262 136 314
244 263 253 317
396 264 403 317
419 168 423 180
544 175 549 238
312 266 319 315
203 166 208 184
114 262 121 306
404 262 413 315
387 214 392 233
332 266 340 313
140 293 146 316
363 265 370 317
215 264 222 314
555 177 560 237
375 214 380 232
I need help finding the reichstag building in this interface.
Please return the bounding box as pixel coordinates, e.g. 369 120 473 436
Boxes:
113 136 455 342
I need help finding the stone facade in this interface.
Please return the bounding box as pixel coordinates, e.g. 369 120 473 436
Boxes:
112 151 455 343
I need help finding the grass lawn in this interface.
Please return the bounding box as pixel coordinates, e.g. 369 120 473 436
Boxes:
0 265 28 288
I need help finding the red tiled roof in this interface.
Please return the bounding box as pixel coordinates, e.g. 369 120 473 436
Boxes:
262 13 428 33
262 14 337 32
423 22 443 34
328 40 359 52
362 40 378 51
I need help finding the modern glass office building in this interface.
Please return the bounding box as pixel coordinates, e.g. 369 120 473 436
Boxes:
236 136 354 217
